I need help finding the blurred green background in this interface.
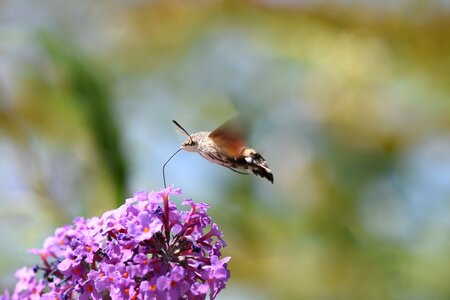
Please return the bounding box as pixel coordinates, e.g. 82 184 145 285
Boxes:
1 1 449 299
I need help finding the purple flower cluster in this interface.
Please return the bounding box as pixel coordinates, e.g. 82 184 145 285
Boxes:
0 187 230 300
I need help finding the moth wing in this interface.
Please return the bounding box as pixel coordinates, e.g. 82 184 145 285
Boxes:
209 118 247 157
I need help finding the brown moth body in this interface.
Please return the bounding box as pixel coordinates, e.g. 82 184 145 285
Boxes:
173 119 274 183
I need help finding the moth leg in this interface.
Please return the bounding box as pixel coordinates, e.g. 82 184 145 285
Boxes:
226 167 249 175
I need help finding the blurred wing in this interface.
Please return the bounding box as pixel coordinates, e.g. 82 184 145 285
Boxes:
209 118 247 157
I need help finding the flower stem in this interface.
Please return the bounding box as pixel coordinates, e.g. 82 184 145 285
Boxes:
163 194 171 246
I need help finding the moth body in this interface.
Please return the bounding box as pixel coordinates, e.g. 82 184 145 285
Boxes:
177 122 274 183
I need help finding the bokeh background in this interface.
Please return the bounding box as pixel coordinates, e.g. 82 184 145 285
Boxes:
1 1 450 299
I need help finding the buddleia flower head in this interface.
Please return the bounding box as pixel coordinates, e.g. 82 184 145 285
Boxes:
0 187 230 300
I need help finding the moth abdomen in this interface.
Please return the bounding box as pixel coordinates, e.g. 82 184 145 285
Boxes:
236 150 274 183
251 165 274 183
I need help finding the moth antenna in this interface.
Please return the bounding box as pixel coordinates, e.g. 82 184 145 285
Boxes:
172 120 193 142
162 148 183 188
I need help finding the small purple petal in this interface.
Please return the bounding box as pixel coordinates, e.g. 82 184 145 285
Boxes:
156 275 171 291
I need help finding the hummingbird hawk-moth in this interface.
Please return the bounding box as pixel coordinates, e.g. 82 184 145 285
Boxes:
171 119 274 183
